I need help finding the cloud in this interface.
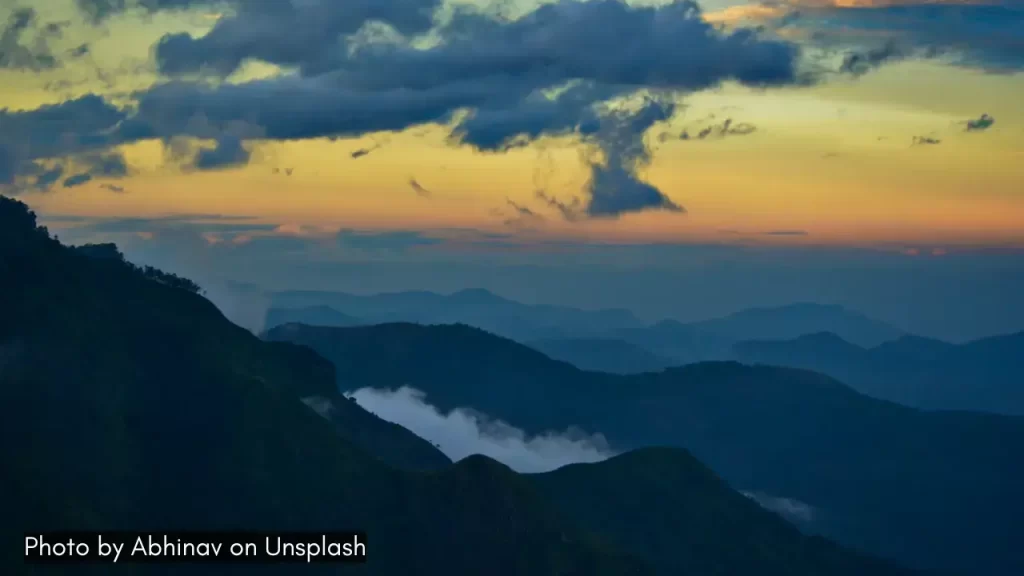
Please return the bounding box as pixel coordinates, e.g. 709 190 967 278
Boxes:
100 183 127 193
763 230 810 236
348 386 616 473
152 0 443 76
583 96 685 217
192 135 251 171
0 8 61 71
52 214 278 243
536 190 585 222
0 95 130 192
4 0 806 218
741 491 817 524
501 198 546 229
913 135 942 146
680 118 759 141
767 2 1024 72
35 165 65 190
965 113 995 132
838 39 910 77
408 178 433 198
75 0 217 24
337 229 442 253
63 173 93 188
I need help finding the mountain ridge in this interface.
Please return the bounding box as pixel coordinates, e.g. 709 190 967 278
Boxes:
2 195 928 576
734 330 1024 415
266 320 1024 576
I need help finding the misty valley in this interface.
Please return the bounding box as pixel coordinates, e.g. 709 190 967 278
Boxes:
4 196 1023 576
4 0 1023 572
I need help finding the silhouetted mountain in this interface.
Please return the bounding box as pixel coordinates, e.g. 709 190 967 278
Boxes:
267 322 1024 576
612 319 736 365
535 448 926 576
265 305 364 330
1 196 926 576
0 197 639 575
270 291 904 368
270 288 643 341
734 331 1024 415
691 302 905 348
526 338 675 374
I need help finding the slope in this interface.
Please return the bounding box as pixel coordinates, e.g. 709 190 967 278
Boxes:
526 338 675 374
533 448 924 576
267 321 1024 576
265 305 365 330
691 302 904 348
0 197 645 576
734 332 1024 415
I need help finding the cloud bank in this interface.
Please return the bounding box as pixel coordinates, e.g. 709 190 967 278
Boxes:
347 386 616 473
2 0 807 218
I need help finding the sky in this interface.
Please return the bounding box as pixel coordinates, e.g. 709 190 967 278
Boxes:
2 0 1023 340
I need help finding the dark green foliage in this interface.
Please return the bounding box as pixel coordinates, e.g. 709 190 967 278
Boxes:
267 322 1023 576
0 197 644 575
72 241 204 294
535 449 922 576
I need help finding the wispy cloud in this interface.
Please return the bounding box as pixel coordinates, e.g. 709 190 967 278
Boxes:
408 178 433 199
348 386 616 474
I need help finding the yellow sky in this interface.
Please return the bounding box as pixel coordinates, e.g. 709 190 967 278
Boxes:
6 0 1024 248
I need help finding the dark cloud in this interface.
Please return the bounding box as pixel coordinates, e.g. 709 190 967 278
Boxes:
351 148 372 159
7 0 805 219
337 229 442 253
101 183 127 193
682 118 758 141
75 0 208 24
913 136 942 146
79 151 130 177
763 230 810 237
192 136 251 171
408 178 433 198
0 8 61 71
506 199 539 219
502 198 545 229
0 95 128 188
792 4 1024 72
62 173 93 188
337 1 800 94
79 214 273 235
536 190 584 222
153 0 443 77
838 40 909 78
965 113 995 132
69 43 91 58
75 0 129 23
0 146 17 185
584 97 684 217
35 166 65 190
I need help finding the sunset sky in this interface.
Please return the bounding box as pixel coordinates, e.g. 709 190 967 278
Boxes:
2 0 1022 339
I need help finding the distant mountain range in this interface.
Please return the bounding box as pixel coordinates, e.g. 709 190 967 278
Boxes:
526 338 676 375
267 321 1024 576
265 294 1024 418
734 331 1024 415
2 194 931 575
269 288 644 342
265 291 906 366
